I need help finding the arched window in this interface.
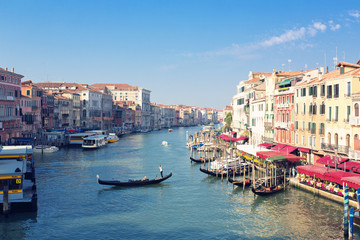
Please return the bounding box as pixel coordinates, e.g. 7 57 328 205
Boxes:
355 103 359 117
355 134 360 151
334 133 338 148
320 101 325 114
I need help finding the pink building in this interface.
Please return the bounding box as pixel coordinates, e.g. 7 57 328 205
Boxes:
21 80 42 133
0 67 23 143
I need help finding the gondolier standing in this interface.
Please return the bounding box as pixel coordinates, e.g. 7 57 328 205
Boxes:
159 165 163 178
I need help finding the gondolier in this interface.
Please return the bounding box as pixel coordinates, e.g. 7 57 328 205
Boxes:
159 165 163 178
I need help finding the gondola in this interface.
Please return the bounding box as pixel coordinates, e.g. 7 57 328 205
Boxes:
251 184 285 196
96 172 172 186
228 177 251 187
199 167 241 177
190 156 215 163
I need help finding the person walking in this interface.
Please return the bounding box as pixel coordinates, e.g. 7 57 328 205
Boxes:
159 165 163 178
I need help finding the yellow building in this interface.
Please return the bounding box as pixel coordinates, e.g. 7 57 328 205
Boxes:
321 62 360 160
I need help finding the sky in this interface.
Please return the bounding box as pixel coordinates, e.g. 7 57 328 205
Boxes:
1 0 360 110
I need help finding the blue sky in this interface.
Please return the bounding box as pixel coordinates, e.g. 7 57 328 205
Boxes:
1 0 360 109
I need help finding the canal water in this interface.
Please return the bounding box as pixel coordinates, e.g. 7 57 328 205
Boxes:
1 126 358 239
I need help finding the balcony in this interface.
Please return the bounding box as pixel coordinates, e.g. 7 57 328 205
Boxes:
264 120 274 129
6 96 15 101
275 87 294 95
274 121 289 129
349 150 360 160
277 103 290 109
0 116 17 121
321 143 349 154
350 116 360 126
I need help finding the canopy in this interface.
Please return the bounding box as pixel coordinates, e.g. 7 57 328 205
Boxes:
338 161 360 172
271 144 287 151
258 143 273 148
257 150 305 163
297 165 336 179
324 171 359 186
341 176 360 189
266 155 287 162
280 146 297 154
298 147 310 153
278 79 292 87
317 155 349 167
231 131 236 135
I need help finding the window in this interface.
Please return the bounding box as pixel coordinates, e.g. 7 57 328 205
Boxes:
327 85 332 98
320 102 325 114
26 90 30 96
313 103 317 115
355 103 359 117
334 84 339 98
295 121 298 130
308 136 312 147
237 98 244 105
309 103 313 114
296 103 298 114
347 82 351 97
313 86 317 97
303 103 306 115
320 123 325 135
321 85 325 96
282 112 285 122
313 136 316 147
335 106 339 122
302 135 305 145
329 107 332 121
296 134 299 144
347 106 351 122
297 89 299 97
311 123 316 134
271 103 273 111
292 95 294 103
286 96 289 104
287 112 289 122
303 121 305 130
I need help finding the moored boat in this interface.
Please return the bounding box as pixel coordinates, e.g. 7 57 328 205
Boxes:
107 133 119 143
190 156 215 163
33 145 59 153
251 184 285 196
96 172 172 186
228 177 251 187
82 135 108 149
168 129 173 132
199 166 241 177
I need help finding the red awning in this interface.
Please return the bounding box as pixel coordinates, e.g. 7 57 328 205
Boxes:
324 171 359 185
341 176 360 189
280 146 297 154
338 161 360 172
297 165 336 179
256 151 283 159
317 155 349 167
271 144 287 151
258 143 273 148
231 131 236 135
238 136 248 141
298 147 310 153
283 154 305 162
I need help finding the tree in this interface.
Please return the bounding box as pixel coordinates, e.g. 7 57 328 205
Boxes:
224 112 232 132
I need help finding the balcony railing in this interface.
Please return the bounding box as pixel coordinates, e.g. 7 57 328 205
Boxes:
349 150 360 160
264 120 274 129
277 103 290 109
274 121 289 129
0 116 17 121
321 143 349 154
349 116 360 126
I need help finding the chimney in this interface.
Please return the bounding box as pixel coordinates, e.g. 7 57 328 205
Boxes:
273 68 276 73
12 68 14 73
326 66 329 73
320 67 324 73
5 67 8 71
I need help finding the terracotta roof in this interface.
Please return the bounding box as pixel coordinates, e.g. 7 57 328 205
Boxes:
252 72 272 77
245 77 261 84
276 71 301 77
90 83 137 91
254 82 266 91
295 77 324 87
336 61 360 68
322 68 360 80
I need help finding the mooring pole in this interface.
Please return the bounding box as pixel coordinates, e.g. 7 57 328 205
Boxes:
3 180 9 216
344 185 349 237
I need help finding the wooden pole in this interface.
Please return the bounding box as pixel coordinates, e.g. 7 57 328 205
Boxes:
275 164 277 186
3 180 9 216
284 169 286 190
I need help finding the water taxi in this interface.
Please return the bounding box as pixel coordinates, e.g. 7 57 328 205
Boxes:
33 145 59 153
107 133 119 143
82 135 108 149
68 132 96 145
0 145 37 213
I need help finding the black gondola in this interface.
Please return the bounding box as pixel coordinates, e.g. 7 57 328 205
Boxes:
190 156 215 163
199 167 242 177
96 172 172 186
251 184 285 196
228 177 251 187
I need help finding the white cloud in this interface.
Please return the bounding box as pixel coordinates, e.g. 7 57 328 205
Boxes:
349 10 360 18
260 27 307 47
313 22 327 32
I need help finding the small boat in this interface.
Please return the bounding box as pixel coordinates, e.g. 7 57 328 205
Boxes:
168 129 173 132
199 167 241 177
96 172 172 186
228 177 251 187
33 145 59 153
82 135 108 149
190 156 215 163
107 133 119 143
162 141 168 146
251 184 285 196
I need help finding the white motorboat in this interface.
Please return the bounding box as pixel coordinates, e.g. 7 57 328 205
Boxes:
33 145 59 153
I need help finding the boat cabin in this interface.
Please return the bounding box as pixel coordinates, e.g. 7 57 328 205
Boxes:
82 135 108 149
69 132 96 145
